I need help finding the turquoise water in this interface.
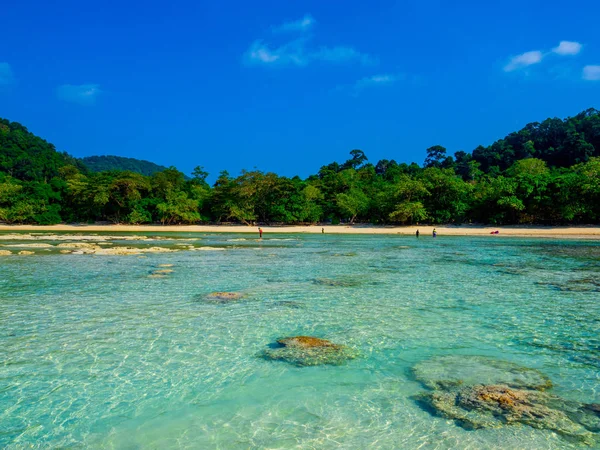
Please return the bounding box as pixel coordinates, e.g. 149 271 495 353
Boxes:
1 233 599 449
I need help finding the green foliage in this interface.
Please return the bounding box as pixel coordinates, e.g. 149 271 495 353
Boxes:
424 145 447 168
0 119 86 181
81 155 171 177
471 108 600 172
1 110 599 226
336 188 370 224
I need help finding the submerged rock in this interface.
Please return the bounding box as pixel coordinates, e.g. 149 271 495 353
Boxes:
412 355 552 391
204 292 245 303
587 404 600 414
152 269 174 274
95 246 177 256
277 336 336 348
157 264 174 268
261 336 358 366
312 277 361 287
144 247 177 253
57 242 101 249
419 384 598 444
0 250 12 256
270 300 304 309
544 278 600 293
18 250 35 255
2 243 54 248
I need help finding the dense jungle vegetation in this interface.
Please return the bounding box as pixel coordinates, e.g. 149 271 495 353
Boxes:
1 109 599 225
81 155 170 177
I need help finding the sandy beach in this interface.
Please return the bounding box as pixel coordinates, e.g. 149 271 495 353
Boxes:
1 224 599 239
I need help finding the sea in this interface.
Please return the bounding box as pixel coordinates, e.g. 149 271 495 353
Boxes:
1 232 599 449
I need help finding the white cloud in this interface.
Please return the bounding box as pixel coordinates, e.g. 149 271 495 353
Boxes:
244 15 374 68
355 74 398 89
0 62 15 85
246 40 282 64
504 51 544 72
552 41 582 56
273 14 315 33
336 73 401 96
244 39 373 67
57 84 102 105
244 39 309 67
583 65 600 81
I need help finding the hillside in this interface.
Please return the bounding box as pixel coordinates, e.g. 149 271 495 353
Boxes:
81 155 170 176
0 118 85 181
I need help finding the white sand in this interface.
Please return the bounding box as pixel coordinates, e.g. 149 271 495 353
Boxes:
0 224 599 239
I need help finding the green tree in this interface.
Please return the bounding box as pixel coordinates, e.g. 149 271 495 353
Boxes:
424 145 447 168
336 188 369 223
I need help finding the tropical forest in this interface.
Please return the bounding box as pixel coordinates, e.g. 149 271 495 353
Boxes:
1 108 599 226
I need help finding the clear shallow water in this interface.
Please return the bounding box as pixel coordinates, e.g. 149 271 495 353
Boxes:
0 233 599 449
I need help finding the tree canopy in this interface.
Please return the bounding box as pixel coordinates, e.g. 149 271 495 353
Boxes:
81 155 172 177
1 109 599 225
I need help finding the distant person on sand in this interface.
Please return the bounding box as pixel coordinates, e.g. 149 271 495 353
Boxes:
416 229 420 238
258 227 263 238
322 228 325 234
432 228 437 238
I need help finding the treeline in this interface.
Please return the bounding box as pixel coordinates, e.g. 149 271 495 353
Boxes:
81 155 171 177
0 109 599 225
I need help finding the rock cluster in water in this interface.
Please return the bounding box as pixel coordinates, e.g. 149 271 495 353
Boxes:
148 266 175 278
204 292 245 303
261 336 358 366
414 355 600 445
543 277 600 293
0 234 210 256
412 355 552 391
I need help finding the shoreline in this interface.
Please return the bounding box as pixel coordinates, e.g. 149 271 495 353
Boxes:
1 223 600 239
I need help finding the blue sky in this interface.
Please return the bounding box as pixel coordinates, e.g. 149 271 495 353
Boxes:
1 0 599 181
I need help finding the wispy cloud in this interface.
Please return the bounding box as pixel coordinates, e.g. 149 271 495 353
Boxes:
244 15 375 68
355 74 398 89
552 41 582 56
504 51 544 72
57 84 102 105
583 65 600 81
245 38 309 67
504 41 586 74
336 73 402 96
272 14 315 33
0 62 15 85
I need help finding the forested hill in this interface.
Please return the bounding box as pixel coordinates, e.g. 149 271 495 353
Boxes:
0 118 86 181
81 155 170 177
0 109 599 226
469 108 600 174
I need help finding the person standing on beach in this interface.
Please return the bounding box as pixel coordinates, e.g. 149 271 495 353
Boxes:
432 228 437 238
258 227 263 238
322 228 325 234
416 229 420 238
